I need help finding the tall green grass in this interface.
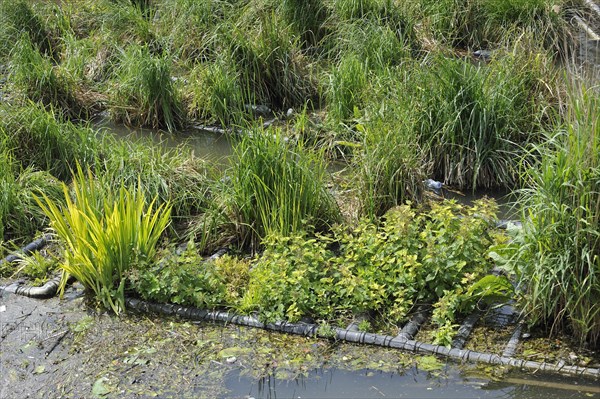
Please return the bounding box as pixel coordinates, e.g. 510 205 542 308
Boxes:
8 35 83 117
0 141 64 242
229 127 341 249
187 57 245 125
96 137 212 226
414 0 568 51
0 102 101 181
109 44 183 132
36 166 172 313
154 0 232 63
0 0 52 59
325 54 367 123
506 82 600 348
227 12 317 111
280 0 329 48
407 52 555 189
357 115 425 218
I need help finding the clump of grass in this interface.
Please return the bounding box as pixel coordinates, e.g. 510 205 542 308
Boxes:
0 0 53 59
109 44 183 132
229 126 341 249
8 35 83 118
0 139 64 242
187 57 245 125
408 52 555 190
97 136 212 226
324 54 367 123
36 166 172 314
0 102 101 181
99 0 156 49
504 82 600 348
333 20 412 71
280 0 329 48
227 12 318 111
358 121 425 218
415 0 568 51
154 0 232 63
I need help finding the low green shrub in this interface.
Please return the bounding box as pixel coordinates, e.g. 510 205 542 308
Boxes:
243 199 501 325
130 245 250 310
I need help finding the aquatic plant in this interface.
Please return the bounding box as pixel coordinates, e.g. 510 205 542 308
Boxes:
502 82 600 348
36 166 172 314
229 127 341 249
108 44 183 132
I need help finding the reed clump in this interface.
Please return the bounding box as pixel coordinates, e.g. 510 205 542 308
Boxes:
229 127 341 249
108 44 183 132
504 82 600 348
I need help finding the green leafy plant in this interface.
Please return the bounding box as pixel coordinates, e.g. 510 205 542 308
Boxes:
129 243 250 310
35 166 172 313
243 199 502 324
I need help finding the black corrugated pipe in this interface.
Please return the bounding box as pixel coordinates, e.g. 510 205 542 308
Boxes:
124 298 600 379
0 234 51 266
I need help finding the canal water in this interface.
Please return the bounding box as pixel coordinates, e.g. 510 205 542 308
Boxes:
225 365 600 399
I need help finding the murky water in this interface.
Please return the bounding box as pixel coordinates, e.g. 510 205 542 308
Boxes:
225 366 600 399
97 120 233 163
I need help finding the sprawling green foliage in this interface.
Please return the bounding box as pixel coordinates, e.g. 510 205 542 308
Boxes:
243 200 500 325
130 245 250 310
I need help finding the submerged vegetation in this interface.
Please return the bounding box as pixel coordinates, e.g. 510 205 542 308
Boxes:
0 0 598 350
